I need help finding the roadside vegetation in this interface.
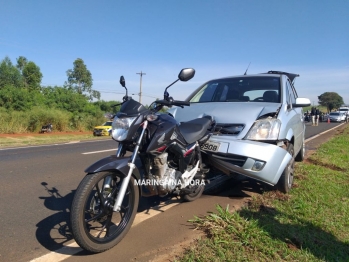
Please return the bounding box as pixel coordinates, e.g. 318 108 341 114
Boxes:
178 125 349 261
0 56 121 134
1 55 347 136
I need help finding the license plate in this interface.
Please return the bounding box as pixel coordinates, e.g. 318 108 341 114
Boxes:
200 141 221 152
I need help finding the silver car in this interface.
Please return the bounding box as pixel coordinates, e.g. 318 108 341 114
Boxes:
168 71 311 193
328 112 345 122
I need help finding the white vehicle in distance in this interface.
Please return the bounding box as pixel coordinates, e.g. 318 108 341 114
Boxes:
339 106 349 116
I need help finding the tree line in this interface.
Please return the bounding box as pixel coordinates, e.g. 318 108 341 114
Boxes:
0 55 346 133
0 56 120 133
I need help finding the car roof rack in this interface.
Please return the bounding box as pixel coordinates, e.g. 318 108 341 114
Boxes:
265 70 299 83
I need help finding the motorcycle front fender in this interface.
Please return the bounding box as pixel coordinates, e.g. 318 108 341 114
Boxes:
84 155 143 183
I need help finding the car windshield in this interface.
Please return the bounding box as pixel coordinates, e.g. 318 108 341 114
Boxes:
330 113 339 116
104 122 113 126
188 76 281 103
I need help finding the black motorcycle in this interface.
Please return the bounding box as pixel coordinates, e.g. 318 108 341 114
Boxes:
40 123 53 133
70 68 215 253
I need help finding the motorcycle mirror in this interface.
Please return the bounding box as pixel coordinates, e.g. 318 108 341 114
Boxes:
119 76 126 87
163 68 195 101
178 68 195 82
119 76 129 99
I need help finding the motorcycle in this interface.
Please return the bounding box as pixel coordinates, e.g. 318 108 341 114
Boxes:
70 68 215 253
40 123 53 133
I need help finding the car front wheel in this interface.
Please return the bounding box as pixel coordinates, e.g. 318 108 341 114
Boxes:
277 143 295 193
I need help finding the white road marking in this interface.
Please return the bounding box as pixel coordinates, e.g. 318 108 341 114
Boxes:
305 123 344 143
82 148 118 154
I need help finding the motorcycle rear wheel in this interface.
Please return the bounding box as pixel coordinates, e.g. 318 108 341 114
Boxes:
70 172 139 253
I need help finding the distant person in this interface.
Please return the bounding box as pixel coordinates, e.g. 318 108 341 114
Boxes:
311 107 316 126
315 108 320 126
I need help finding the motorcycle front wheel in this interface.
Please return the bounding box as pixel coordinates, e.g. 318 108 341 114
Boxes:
70 172 139 253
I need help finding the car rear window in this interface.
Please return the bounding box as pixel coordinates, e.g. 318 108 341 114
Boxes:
189 76 281 103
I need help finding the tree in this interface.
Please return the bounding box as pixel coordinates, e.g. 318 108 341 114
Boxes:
41 85 91 113
65 58 100 100
93 100 121 114
318 92 344 112
0 56 22 88
22 61 43 90
0 85 33 111
16 56 28 73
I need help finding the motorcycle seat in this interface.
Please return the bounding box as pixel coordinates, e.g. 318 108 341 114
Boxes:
178 117 213 144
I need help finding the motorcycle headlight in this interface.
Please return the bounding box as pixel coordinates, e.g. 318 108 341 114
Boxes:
112 116 137 141
245 118 281 140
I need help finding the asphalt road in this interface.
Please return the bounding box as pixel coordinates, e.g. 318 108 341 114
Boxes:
0 121 343 262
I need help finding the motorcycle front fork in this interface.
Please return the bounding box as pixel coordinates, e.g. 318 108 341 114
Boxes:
101 143 125 192
111 120 148 212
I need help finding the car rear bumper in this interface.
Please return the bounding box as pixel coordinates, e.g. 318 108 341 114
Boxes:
93 129 110 136
203 136 291 185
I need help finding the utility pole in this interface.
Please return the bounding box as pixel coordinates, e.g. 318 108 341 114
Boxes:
136 71 146 103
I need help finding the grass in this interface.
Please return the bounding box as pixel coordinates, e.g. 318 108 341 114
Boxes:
0 133 111 148
178 126 349 261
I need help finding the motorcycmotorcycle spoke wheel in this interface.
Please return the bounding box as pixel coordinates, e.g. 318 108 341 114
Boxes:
70 172 139 253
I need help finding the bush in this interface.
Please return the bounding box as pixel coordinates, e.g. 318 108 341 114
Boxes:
0 107 106 134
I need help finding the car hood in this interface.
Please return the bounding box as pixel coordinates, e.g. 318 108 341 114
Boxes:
169 102 281 138
94 126 111 129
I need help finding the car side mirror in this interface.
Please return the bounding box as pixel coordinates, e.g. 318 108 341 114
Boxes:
293 97 311 108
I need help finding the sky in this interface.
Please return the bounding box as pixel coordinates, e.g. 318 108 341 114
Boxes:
1 0 348 106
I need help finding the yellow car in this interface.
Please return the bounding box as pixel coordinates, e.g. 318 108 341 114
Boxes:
93 121 113 136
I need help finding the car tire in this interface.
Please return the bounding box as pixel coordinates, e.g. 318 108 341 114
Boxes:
295 140 305 162
277 143 295 194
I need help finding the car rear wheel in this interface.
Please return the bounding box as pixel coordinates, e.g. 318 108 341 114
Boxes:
277 143 295 193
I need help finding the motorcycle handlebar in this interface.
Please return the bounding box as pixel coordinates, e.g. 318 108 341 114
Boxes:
155 99 190 107
172 100 190 106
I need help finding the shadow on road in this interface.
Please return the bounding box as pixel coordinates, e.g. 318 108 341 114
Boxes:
36 182 75 252
36 181 190 254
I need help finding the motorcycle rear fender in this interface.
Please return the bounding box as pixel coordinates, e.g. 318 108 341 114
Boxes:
84 155 144 194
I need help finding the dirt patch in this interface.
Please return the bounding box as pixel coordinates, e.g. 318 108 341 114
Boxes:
305 158 347 172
